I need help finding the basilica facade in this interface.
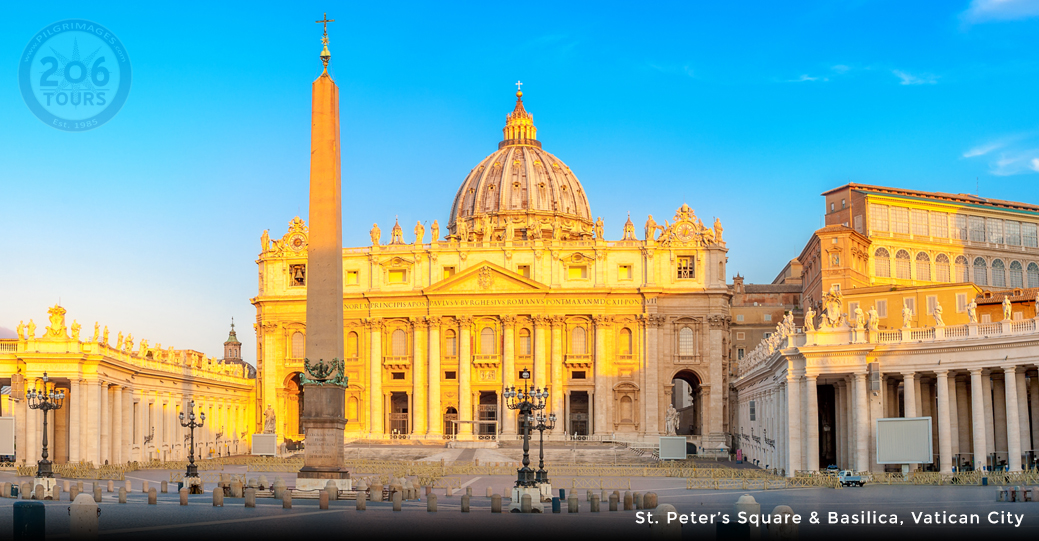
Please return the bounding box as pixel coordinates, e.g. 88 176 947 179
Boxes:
253 89 733 448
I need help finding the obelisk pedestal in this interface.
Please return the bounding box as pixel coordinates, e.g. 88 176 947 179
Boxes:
297 22 351 492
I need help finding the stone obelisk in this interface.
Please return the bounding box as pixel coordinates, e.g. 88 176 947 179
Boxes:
298 15 350 490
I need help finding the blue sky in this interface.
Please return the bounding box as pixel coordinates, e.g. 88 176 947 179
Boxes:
2 1 1039 363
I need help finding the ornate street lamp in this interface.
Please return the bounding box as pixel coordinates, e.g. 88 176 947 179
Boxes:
532 412 557 485
178 400 205 481
26 373 64 479
503 368 547 488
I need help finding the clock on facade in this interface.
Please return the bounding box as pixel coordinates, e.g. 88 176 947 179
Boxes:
289 233 306 251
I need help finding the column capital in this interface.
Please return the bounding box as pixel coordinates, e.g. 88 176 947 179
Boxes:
424 316 442 328
1002 365 1018 375
969 368 985 376
363 317 384 330
901 371 916 378
531 315 549 327
500 315 516 328
593 314 612 328
457 316 473 328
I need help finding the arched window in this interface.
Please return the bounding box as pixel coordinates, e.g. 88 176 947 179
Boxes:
519 329 531 355
571 326 587 355
679 327 695 356
973 257 988 286
347 331 359 358
480 327 495 354
291 331 305 359
915 252 931 281
391 329 407 356
935 254 950 282
895 250 911 280
874 248 891 278
619 328 633 355
991 259 1006 288
955 256 969 282
445 329 457 356
1009 261 1023 288
1028 263 1039 288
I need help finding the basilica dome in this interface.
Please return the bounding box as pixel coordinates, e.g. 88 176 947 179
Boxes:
448 89 593 241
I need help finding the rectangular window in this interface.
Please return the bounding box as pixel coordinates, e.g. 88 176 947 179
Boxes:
891 207 910 235
519 332 531 355
736 332 746 340
763 314 772 322
736 314 744 322
749 401 756 421
289 264 306 287
854 215 863 233
443 266 456 279
1014 312 1023 321
876 299 888 318
987 218 1004 244
849 302 860 320
618 265 633 280
677 256 694 279
1024 223 1039 248
346 270 359 285
956 293 967 313
968 216 986 242
1006 221 1022 246
981 314 991 324
929 211 948 238
762 332 773 339
572 370 586 380
391 372 405 380
444 371 457 380
388 269 407 283
926 295 937 315
953 215 968 240
911 209 929 236
870 204 889 232
568 265 588 280
904 297 915 315
737 348 745 360
517 265 531 278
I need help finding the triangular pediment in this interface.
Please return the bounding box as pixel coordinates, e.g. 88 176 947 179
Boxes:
425 262 548 294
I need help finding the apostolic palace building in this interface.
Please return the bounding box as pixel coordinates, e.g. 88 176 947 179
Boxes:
252 89 734 449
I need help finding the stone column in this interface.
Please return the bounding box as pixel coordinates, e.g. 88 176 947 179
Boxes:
956 377 971 456
785 373 801 476
427 317 442 437
458 317 473 436
643 315 661 435
903 373 917 417
970 369 988 471
550 316 564 419
776 383 786 473
69 380 81 463
948 376 960 457
983 373 995 457
834 382 844 468
369 319 384 436
532 316 548 393
936 371 953 474
100 382 110 464
123 388 134 461
805 374 819 471
1031 373 1039 453
993 375 1008 459
1015 371 1029 455
593 315 610 435
501 316 516 436
412 319 427 436
854 373 869 472
1004 366 1023 471
112 385 123 464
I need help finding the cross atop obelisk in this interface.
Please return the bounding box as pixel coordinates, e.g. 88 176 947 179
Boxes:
316 13 335 70
316 13 335 37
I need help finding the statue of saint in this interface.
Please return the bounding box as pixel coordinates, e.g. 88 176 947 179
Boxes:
967 299 978 323
26 319 36 339
595 217 605 240
868 306 880 331
901 301 913 329
16 321 24 340
370 223 381 246
456 219 468 242
1003 295 1013 321
1035 293 1039 317
92 322 100 342
126 333 134 353
665 404 680 436
71 320 81 341
261 229 270 253
117 332 124 350
645 215 657 241
933 301 945 327
854 306 865 330
263 405 277 434
526 217 540 240
714 217 724 242
103 326 109 346
503 217 514 241
804 306 815 331
431 219 440 242
414 221 425 244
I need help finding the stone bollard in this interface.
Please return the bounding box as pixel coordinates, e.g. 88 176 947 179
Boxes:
93 485 102 503
34 484 44 501
282 492 292 509
213 489 223 507
70 493 99 540
587 489 593 502
325 480 338 501
644 492 658 509
461 494 470 513
427 493 438 512
148 488 157 505
160 481 166 494
107 480 114 493
446 486 454 498
230 481 243 498
491 494 502 513
118 487 127 504
13 501 45 540
142 480 149 494
52 485 61 501
70 485 80 501
244 488 256 508
609 493 619 511
465 486 472 497
486 486 493 498
650 504 682 540
273 478 286 500
769 505 798 540
568 494 579 513
601 490 609 504
319 491 329 510
0 481 8 498
425 485 432 496
63 480 71 493
735 494 762 539
20 482 31 500
372 483 383 501
591 494 601 512
521 494 532 513
393 491 403 512
355 491 365 511
623 491 633 511
77 481 84 492
180 488 189 506
258 475 269 490
634 492 643 509
124 480 132 493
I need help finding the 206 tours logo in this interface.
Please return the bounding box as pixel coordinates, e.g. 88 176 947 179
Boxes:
18 19 132 131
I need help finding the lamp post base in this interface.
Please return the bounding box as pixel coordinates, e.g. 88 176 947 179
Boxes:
507 486 545 513
32 477 56 493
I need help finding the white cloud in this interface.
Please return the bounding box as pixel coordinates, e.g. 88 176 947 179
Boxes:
963 141 1005 158
893 70 938 85
1031 158 1039 172
962 0 1039 23
831 65 851 74
787 74 827 83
